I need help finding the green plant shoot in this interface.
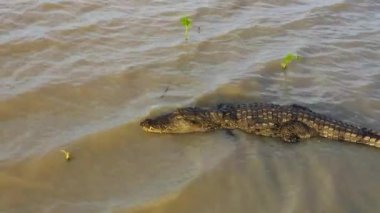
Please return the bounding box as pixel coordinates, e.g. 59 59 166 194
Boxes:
180 16 192 40
281 53 301 70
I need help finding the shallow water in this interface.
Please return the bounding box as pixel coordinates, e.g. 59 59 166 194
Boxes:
0 0 379 212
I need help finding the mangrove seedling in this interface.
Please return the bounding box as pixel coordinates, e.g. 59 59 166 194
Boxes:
60 149 71 161
180 16 192 40
281 53 301 70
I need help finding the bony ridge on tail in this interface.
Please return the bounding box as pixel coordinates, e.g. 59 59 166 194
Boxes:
140 103 380 148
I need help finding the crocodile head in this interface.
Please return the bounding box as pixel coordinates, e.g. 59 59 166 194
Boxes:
140 107 215 133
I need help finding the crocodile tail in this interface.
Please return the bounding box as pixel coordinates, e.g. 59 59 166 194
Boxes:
355 128 380 148
315 118 380 148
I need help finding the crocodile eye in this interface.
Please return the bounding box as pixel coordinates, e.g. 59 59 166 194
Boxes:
187 119 200 125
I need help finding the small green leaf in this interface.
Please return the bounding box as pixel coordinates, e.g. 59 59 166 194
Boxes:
180 16 192 28
281 53 301 70
180 16 192 40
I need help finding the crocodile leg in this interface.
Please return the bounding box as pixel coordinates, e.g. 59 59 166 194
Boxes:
279 121 317 143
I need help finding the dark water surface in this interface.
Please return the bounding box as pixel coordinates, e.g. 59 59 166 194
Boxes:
0 0 379 212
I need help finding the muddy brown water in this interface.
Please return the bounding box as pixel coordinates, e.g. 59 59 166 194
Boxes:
1 0 380 212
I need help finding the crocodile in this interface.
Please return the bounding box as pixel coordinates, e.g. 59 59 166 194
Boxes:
140 103 380 148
